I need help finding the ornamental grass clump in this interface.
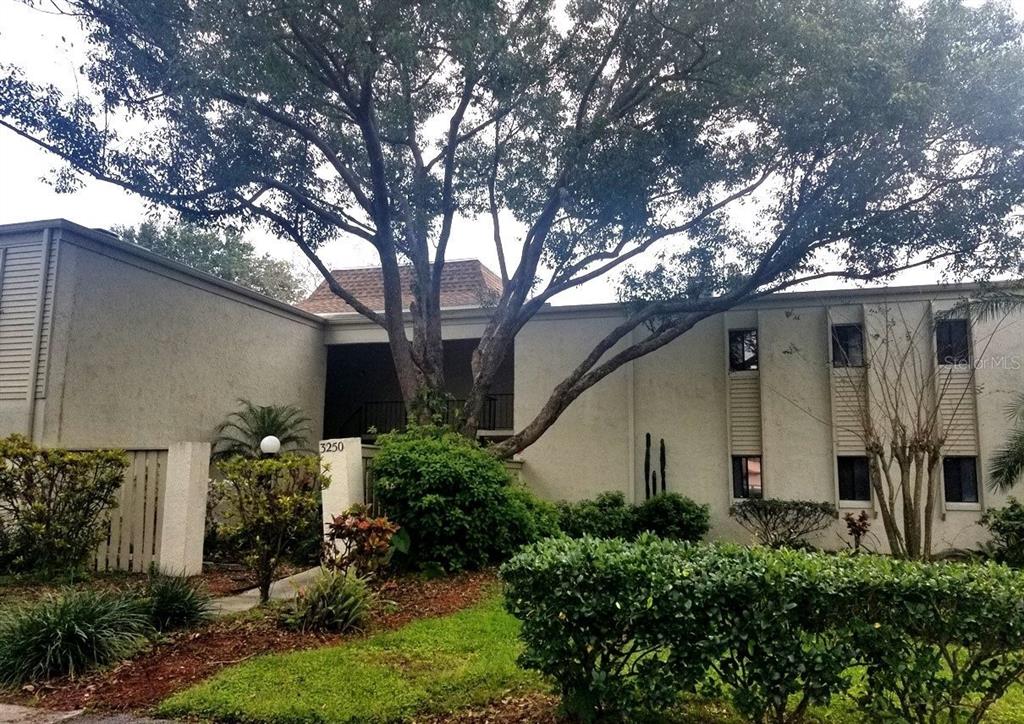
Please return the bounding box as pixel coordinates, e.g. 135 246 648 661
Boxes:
502 538 1024 724
0 589 152 686
144 569 213 631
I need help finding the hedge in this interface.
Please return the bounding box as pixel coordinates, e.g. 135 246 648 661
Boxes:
501 537 1024 723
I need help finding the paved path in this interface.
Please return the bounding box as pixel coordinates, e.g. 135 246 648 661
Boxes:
209 566 321 615
0 705 171 724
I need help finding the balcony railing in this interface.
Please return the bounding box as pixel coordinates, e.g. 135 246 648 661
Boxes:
340 393 514 438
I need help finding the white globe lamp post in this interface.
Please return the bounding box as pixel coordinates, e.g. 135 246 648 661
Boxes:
259 435 282 457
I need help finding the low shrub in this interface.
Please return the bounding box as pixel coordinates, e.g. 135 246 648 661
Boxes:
215 453 328 602
144 570 213 631
281 568 372 633
502 538 1024 724
981 498 1024 567
555 491 633 538
372 425 552 571
632 493 709 541
0 589 153 685
729 498 837 548
0 435 128 574
324 503 400 576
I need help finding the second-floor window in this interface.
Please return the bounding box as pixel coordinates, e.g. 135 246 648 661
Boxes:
729 329 759 371
944 456 979 504
936 319 971 365
732 455 763 499
837 456 871 501
831 324 865 367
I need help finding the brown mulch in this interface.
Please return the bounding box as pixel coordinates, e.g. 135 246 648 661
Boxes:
416 693 562 723
7 569 497 714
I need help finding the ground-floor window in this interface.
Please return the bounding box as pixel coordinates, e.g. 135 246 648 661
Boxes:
943 456 979 504
732 455 763 499
837 456 871 502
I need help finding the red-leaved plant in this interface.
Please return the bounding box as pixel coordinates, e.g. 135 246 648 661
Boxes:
323 504 400 576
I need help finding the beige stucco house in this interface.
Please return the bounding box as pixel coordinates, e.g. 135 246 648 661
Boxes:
3 218 1023 552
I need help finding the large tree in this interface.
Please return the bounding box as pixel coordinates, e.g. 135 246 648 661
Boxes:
116 222 311 302
2 0 1023 456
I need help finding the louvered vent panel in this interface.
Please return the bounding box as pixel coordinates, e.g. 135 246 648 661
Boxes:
937 366 979 455
729 374 762 455
832 369 867 453
0 244 44 402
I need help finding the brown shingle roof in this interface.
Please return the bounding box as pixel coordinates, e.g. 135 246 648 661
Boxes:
296 259 504 315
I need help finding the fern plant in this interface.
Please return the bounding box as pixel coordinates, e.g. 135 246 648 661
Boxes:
212 399 312 459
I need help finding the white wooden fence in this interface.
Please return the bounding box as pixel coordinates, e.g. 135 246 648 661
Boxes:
95 450 167 573
92 442 209 575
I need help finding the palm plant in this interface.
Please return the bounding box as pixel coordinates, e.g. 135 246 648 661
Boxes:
991 393 1024 493
212 400 312 459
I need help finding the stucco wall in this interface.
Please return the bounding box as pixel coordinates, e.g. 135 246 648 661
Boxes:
35 225 326 449
510 291 1024 551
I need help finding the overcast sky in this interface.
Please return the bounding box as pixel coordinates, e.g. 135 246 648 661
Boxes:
2 0 1022 303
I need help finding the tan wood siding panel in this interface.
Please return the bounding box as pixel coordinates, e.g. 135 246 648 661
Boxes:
832 369 867 453
729 373 762 454
0 243 44 401
95 450 168 572
937 366 979 455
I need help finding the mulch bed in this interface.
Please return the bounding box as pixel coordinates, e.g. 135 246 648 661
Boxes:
417 693 562 723
6 569 497 714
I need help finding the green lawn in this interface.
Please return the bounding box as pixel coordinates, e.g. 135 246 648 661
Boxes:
158 593 543 723
159 592 1024 723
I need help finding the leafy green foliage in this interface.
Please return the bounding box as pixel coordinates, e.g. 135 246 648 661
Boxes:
281 568 372 634
502 539 1024 724
115 222 310 302
981 498 1024 568
324 504 400 576
215 454 328 602
555 492 634 539
632 493 710 542
212 400 313 459
372 426 553 571
556 491 708 542
143 570 213 631
0 435 128 574
4 0 1024 452
729 499 837 549
0 589 152 685
990 393 1024 492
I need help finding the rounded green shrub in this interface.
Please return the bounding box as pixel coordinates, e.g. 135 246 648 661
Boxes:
0 589 153 685
632 493 709 541
372 425 552 571
144 571 213 631
555 491 633 538
281 569 372 633
502 538 1024 724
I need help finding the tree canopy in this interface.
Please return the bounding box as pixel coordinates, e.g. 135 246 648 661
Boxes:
116 222 310 302
1 0 1023 454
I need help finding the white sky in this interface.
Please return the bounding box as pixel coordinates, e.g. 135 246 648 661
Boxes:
1 0 1022 303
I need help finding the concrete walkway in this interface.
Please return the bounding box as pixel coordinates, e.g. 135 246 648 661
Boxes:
209 566 321 615
0 705 171 724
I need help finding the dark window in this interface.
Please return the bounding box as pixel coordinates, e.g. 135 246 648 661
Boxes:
936 319 971 365
943 456 979 504
732 456 763 499
831 324 865 367
837 456 871 501
729 329 758 371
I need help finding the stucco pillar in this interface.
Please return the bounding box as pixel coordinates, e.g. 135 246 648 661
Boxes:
156 442 210 575
319 438 365 529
